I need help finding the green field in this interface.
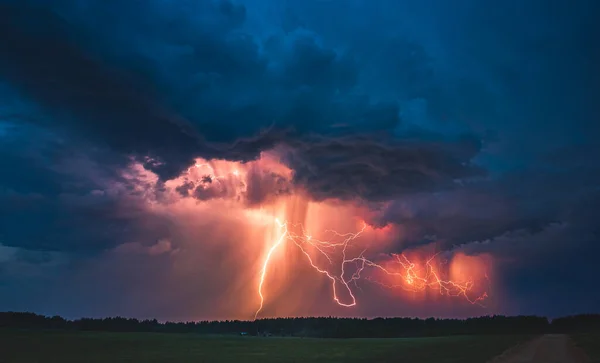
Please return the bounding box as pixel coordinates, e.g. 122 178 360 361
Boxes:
573 333 600 362
0 330 531 363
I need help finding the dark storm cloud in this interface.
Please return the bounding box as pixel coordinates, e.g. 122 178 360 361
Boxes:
457 193 600 316
0 0 484 200
0 2 208 180
1 0 599 319
282 0 600 153
370 139 600 250
370 188 553 252
0 122 173 252
0 168 172 253
283 132 484 201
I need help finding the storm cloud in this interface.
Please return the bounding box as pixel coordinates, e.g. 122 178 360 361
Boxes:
0 0 485 195
0 0 599 319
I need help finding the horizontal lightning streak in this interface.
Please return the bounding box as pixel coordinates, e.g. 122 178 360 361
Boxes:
255 219 489 319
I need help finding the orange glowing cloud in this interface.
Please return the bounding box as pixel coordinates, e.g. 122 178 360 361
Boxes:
116 151 492 319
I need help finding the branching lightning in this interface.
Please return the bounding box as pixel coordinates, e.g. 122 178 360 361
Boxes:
255 219 489 319
181 159 489 320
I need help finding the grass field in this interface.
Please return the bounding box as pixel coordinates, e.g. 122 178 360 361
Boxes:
572 333 600 362
0 330 530 363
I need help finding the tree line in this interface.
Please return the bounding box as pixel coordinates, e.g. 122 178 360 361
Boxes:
1 312 599 338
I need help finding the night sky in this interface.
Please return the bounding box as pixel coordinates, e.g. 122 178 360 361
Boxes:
0 0 599 321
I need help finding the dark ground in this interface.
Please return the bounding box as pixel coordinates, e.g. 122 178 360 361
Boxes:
0 330 531 363
573 334 600 362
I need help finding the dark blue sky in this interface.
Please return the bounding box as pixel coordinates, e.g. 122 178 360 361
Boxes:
0 0 599 320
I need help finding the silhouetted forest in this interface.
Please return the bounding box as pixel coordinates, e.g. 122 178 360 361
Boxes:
1 312 599 338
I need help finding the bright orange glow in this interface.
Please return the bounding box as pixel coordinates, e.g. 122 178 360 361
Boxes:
364 253 489 305
120 152 491 320
253 216 489 319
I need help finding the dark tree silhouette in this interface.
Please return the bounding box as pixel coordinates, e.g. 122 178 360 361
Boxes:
1 312 598 338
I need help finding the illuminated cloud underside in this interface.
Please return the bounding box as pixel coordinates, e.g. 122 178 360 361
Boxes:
121 152 491 320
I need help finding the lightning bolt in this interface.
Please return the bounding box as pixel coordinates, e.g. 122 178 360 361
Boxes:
255 219 489 319
182 159 488 319
254 219 288 320
357 253 489 305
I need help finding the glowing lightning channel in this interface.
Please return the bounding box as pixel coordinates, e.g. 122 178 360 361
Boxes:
254 219 288 320
254 218 489 319
356 253 489 305
179 158 489 319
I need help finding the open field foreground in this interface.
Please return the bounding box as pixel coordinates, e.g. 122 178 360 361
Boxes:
0 330 529 363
